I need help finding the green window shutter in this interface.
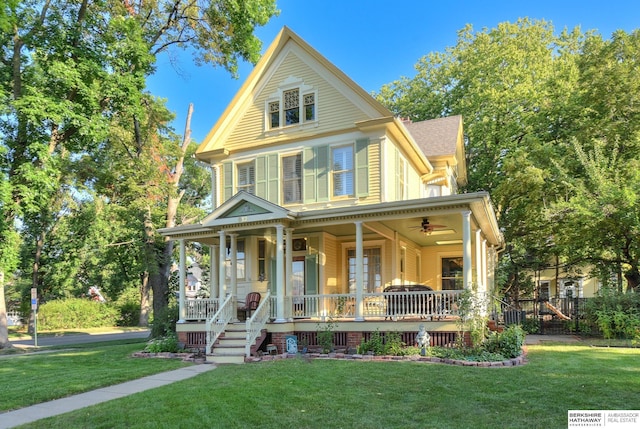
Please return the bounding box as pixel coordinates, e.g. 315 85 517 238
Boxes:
222 161 233 201
305 254 318 295
355 138 369 197
269 259 277 295
303 147 316 203
255 155 267 198
267 153 279 204
316 145 330 202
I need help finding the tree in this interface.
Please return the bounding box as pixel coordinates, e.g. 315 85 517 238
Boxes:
376 19 640 295
0 0 277 347
376 19 583 298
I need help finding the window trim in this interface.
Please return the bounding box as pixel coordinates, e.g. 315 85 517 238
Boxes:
440 255 463 290
265 77 317 133
331 144 355 199
342 240 385 294
236 161 256 195
282 152 303 205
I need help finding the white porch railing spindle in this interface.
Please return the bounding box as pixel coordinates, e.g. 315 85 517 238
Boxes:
264 290 466 321
205 294 234 354
245 291 271 357
185 298 219 320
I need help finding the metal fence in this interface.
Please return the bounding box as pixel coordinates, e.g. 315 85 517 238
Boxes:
500 297 592 335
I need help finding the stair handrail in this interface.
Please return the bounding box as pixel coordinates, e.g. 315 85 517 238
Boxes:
206 294 234 354
245 291 271 357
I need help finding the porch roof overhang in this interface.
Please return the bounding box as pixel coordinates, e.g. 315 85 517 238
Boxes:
159 192 503 248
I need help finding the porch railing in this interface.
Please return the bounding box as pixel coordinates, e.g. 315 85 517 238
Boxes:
270 290 465 320
245 291 271 357
205 294 234 354
186 298 218 320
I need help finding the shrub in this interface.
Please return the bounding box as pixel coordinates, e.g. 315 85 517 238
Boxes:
520 317 540 334
38 298 119 330
586 291 640 340
357 329 386 355
316 318 337 353
114 287 141 327
144 333 180 353
383 332 407 356
483 325 525 359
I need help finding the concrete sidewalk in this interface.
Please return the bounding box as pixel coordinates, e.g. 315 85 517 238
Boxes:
0 364 217 429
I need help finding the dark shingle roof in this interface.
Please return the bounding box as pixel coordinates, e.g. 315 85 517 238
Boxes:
404 115 462 158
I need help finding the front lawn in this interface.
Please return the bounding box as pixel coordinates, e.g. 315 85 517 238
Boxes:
0 341 188 412
8 344 640 429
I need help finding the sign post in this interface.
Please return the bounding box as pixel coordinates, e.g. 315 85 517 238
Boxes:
31 288 38 347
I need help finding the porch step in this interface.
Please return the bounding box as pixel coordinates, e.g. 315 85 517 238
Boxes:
207 324 252 365
207 353 245 365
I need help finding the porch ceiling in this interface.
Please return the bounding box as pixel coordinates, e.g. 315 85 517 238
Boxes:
290 213 463 247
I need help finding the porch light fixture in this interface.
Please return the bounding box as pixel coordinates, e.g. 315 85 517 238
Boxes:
435 239 463 245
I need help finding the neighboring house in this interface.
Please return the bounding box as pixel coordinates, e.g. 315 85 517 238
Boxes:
536 268 600 300
159 27 504 363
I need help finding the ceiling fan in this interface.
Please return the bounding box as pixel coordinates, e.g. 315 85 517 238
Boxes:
410 218 447 235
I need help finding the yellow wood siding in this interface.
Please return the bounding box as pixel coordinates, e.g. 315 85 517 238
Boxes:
358 140 381 204
421 245 466 291
323 233 339 294
224 50 371 151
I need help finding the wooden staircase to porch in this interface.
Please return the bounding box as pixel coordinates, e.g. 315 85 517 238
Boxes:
207 322 267 365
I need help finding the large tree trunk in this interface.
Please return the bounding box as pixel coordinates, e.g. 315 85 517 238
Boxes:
139 271 151 326
0 271 11 349
624 266 640 293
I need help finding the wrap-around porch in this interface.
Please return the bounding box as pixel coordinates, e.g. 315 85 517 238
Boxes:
162 193 501 363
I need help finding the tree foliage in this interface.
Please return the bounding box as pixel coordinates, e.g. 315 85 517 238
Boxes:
0 0 277 347
376 19 640 294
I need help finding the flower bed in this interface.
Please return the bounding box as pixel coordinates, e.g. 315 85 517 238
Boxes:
246 350 526 367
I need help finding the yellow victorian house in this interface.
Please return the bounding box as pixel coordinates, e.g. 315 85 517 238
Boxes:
160 27 504 363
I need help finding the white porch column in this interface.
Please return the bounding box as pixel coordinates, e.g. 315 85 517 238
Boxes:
482 239 488 295
355 221 365 321
230 234 238 299
462 211 472 290
218 230 226 298
475 229 483 292
178 239 186 322
210 245 218 299
275 224 286 322
285 228 293 297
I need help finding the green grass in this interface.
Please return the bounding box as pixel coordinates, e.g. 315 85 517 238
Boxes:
0 341 189 412
4 343 640 429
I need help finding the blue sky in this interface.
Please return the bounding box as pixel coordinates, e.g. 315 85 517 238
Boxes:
146 0 640 143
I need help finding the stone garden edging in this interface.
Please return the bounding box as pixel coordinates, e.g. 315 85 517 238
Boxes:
245 350 527 367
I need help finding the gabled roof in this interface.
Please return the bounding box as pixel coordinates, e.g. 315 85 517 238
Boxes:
404 115 467 185
195 26 394 161
405 115 462 157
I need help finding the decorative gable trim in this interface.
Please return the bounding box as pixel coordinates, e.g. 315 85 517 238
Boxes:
201 191 295 227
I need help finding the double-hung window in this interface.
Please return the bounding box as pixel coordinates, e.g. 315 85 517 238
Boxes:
332 145 354 197
237 162 255 194
282 153 302 204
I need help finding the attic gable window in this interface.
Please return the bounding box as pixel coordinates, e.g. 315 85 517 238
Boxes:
284 89 300 125
266 77 317 131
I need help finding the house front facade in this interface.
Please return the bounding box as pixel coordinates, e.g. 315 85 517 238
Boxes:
160 27 504 363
